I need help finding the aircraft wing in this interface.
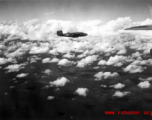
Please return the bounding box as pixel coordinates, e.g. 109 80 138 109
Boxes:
125 25 152 30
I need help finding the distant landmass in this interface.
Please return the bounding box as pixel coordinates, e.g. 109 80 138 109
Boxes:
57 30 87 38
125 25 152 30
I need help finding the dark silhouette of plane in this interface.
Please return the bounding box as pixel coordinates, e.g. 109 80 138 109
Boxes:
57 30 87 38
125 25 152 56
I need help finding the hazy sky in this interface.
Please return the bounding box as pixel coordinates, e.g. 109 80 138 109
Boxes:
0 0 152 22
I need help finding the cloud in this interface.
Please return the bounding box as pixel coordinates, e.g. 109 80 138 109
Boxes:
106 17 132 32
29 46 49 54
98 60 107 66
58 59 75 66
50 77 69 87
0 58 9 65
42 58 51 63
106 55 127 67
123 64 146 73
139 77 152 81
47 96 54 100
137 81 150 89
75 88 89 97
5 63 26 73
77 55 98 68
1 18 152 84
113 91 130 97
49 49 59 55
100 84 107 88
63 53 75 59
16 73 28 78
110 83 125 89
94 72 119 81
49 58 59 63
29 55 41 63
43 69 51 75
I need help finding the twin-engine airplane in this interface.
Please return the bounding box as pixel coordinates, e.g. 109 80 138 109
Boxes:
57 30 87 38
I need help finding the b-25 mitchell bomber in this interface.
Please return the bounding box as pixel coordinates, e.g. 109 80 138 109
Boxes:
57 30 87 38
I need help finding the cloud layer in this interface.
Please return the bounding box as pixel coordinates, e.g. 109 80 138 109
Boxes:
1 17 152 99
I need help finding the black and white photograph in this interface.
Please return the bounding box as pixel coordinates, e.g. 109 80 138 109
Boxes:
0 0 152 120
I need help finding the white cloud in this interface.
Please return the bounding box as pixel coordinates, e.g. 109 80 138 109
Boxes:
106 17 132 32
43 69 51 75
98 60 107 65
94 72 119 81
1 18 152 89
50 77 69 87
5 63 26 73
106 55 126 66
113 91 130 97
75 88 89 97
47 96 54 100
58 59 75 66
49 49 59 55
16 73 28 78
63 53 75 59
42 58 51 63
29 55 41 63
29 46 49 54
138 81 150 89
123 64 146 73
110 83 125 89
77 55 98 68
140 18 152 25
0 58 9 65
100 84 107 88
49 58 59 63
139 77 152 81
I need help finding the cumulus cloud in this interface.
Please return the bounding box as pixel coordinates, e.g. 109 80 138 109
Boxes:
50 77 69 87
49 49 59 55
43 69 52 75
0 58 9 65
110 83 125 89
63 53 75 59
5 63 26 73
29 46 49 54
16 73 28 78
139 77 152 81
42 58 51 63
98 55 134 67
137 81 150 89
113 91 130 97
58 59 75 66
98 60 107 66
123 64 146 73
106 55 127 67
75 88 89 97
77 55 98 68
1 18 152 89
47 96 54 100
29 55 41 63
94 72 119 81
100 84 107 88
49 58 59 63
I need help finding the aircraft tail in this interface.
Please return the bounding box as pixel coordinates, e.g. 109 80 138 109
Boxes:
57 30 64 36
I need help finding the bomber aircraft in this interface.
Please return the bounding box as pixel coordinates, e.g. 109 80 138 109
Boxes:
57 30 87 38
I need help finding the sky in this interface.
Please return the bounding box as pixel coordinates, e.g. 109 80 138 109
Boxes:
0 0 152 22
